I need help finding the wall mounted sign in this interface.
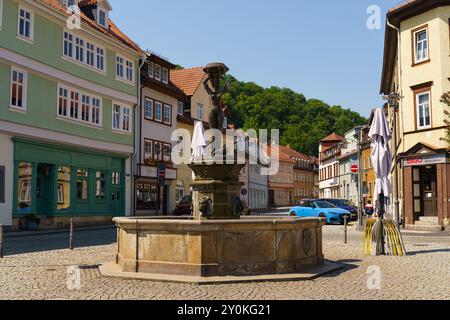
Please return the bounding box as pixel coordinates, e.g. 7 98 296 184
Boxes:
403 154 446 167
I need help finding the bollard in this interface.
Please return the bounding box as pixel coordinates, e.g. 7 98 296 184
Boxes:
0 224 3 258
69 219 74 250
344 216 348 244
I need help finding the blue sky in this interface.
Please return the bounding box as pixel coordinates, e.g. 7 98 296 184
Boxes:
109 0 400 118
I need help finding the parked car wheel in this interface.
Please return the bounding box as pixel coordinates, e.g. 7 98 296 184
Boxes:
290 212 297 217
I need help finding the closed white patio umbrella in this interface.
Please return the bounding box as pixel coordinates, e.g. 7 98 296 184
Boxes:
369 108 392 213
363 108 406 256
191 121 207 162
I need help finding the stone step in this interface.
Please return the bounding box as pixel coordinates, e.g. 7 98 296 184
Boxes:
415 221 440 226
419 216 439 223
405 224 444 232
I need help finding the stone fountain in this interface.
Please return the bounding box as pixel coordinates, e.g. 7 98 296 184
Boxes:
100 63 338 284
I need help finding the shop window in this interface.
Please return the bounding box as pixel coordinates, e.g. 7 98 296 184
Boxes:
0 166 5 204
136 183 158 210
76 169 89 201
57 166 71 211
17 162 32 212
95 171 106 200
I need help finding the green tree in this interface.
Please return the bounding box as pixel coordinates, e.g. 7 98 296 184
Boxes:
223 76 367 156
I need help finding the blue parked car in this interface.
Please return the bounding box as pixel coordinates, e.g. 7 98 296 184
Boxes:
289 200 352 225
318 198 358 221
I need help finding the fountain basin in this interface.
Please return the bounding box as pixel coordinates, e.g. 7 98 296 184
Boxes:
101 216 331 283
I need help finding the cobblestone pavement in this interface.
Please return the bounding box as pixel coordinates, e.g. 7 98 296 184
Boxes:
0 225 449 300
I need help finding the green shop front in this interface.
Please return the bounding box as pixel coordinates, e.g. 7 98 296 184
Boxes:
13 139 126 229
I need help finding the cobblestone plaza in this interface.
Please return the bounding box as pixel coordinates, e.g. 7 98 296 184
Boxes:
0 226 449 300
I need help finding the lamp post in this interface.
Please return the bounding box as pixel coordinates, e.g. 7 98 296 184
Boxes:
387 92 401 229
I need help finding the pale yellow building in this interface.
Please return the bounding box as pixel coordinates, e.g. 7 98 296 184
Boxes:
171 67 214 203
381 0 450 230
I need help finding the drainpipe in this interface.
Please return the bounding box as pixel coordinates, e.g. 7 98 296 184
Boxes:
386 19 403 228
131 55 147 217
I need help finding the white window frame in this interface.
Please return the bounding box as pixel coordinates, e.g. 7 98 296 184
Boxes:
144 139 153 161
96 46 105 71
154 64 161 81
154 101 162 122
416 91 432 129
163 104 172 125
57 83 103 128
112 102 132 134
86 42 95 67
163 143 171 162
148 62 154 78
413 27 429 64
17 5 34 43
144 97 154 120
63 30 106 73
116 54 135 85
196 103 204 120
10 67 27 112
162 67 168 84
126 60 134 82
98 8 107 28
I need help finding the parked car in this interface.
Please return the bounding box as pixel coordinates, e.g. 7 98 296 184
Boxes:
173 195 192 216
318 198 358 221
289 200 352 225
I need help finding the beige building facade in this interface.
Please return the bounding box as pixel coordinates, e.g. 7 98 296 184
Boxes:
381 0 450 230
171 67 214 203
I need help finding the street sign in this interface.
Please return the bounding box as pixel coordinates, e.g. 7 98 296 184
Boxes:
351 165 359 173
158 163 166 178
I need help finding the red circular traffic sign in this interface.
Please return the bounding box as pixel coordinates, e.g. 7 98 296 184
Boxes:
351 165 359 173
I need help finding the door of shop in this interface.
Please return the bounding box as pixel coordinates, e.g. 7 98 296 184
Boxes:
413 166 437 219
111 185 121 216
36 164 53 214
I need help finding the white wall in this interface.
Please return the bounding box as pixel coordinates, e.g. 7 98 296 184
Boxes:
0 133 13 226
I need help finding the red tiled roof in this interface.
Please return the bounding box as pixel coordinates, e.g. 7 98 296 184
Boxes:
279 146 312 161
170 67 206 96
265 146 296 164
320 133 344 142
41 0 142 54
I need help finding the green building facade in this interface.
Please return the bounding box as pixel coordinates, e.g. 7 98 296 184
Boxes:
0 0 142 229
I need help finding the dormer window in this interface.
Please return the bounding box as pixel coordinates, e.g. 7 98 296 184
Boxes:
61 0 78 7
98 9 107 28
162 67 169 84
94 1 112 29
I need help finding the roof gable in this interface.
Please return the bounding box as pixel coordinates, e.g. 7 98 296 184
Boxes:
170 67 206 96
320 133 345 143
